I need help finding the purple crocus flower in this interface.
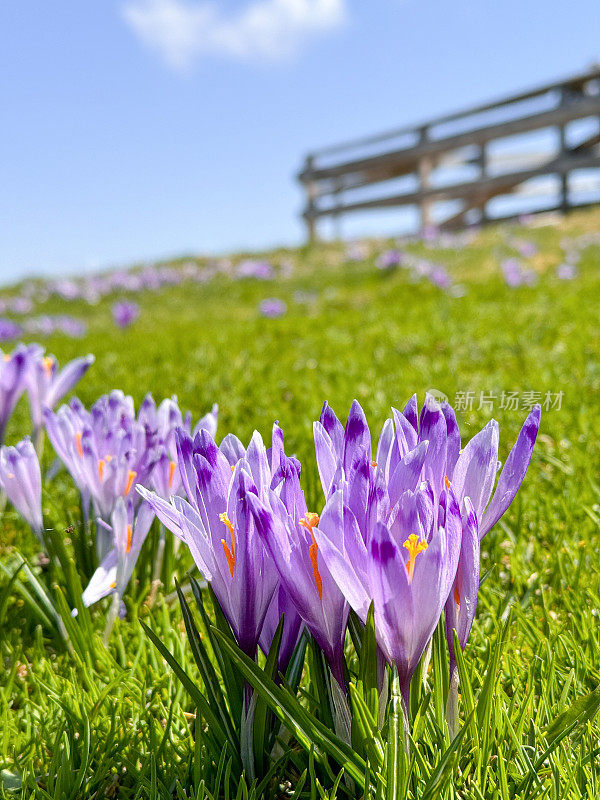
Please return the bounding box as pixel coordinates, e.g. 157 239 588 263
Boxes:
0 437 43 541
259 298 287 319
44 390 162 557
312 395 540 689
139 428 280 658
82 496 155 607
24 344 94 437
138 394 218 500
248 460 350 688
112 301 140 329
0 345 29 444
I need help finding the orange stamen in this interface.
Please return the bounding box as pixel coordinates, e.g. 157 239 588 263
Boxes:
168 460 176 490
454 585 460 607
105 454 113 462
126 524 133 553
403 533 428 583
98 459 105 481
75 432 83 457
300 513 323 600
124 470 137 495
308 530 323 600
43 356 54 376
444 475 451 490
219 512 236 577
371 460 378 468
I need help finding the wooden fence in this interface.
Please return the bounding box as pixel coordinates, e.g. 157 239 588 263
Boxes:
298 67 600 239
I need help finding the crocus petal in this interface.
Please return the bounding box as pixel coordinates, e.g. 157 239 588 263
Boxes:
402 394 419 432
313 420 338 498
368 522 413 685
451 420 499 521
388 440 429 507
82 549 118 606
343 400 371 474
136 485 183 539
442 403 461 479
445 497 480 663
479 405 541 538
418 394 448 506
319 401 344 456
45 355 94 409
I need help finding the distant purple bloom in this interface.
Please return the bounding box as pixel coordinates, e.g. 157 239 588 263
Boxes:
0 437 43 540
10 297 34 315
557 263 577 280
376 250 405 271
236 260 274 280
112 301 140 329
429 266 452 289
501 258 537 288
0 319 22 343
513 240 538 258
57 316 87 338
259 298 287 318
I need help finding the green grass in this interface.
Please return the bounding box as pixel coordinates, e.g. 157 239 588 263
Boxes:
2 208 600 798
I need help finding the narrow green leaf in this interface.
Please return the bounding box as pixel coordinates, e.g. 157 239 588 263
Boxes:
211 626 367 788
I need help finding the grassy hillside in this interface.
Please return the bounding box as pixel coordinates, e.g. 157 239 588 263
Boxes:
2 208 600 798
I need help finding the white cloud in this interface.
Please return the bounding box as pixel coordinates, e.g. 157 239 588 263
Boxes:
121 0 346 70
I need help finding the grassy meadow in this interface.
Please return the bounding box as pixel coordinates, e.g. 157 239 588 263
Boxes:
2 208 600 798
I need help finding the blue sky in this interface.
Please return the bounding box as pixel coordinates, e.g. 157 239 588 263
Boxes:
1 0 598 283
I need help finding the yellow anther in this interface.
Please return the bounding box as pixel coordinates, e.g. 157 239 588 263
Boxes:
124 470 137 495
444 475 451 490
75 432 83 457
126 524 133 553
105 454 113 462
98 459 105 481
110 581 117 589
168 460 177 490
43 356 54 376
231 464 235 472
300 512 320 530
219 512 236 577
403 533 428 583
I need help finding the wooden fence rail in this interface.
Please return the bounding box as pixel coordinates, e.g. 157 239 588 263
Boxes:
298 67 600 239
